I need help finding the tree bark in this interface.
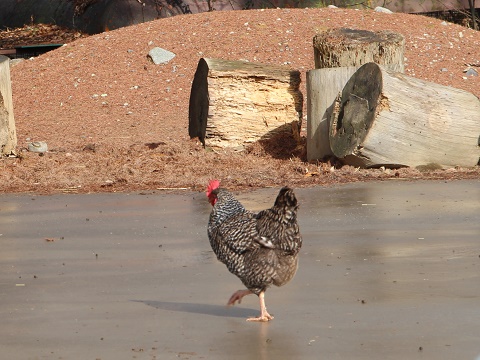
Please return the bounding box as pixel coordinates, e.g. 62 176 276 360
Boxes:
329 63 480 168
307 28 405 161
0 55 17 155
189 58 303 149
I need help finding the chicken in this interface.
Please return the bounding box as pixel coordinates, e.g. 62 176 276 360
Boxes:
206 180 302 322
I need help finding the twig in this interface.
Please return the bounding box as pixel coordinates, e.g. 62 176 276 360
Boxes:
156 187 190 190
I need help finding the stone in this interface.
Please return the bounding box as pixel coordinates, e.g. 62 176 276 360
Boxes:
375 6 393 14
28 141 48 153
148 47 176 65
465 68 478 77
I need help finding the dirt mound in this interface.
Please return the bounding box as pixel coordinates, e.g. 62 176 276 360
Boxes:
2 8 479 194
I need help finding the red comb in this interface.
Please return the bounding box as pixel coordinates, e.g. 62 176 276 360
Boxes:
206 179 220 195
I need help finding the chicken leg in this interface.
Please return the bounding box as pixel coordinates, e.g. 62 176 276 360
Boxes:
227 289 274 322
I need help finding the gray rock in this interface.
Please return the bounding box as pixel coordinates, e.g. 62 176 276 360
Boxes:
148 47 176 65
374 6 393 14
465 68 478 77
28 141 48 153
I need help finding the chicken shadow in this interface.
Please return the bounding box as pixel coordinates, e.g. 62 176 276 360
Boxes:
133 300 256 318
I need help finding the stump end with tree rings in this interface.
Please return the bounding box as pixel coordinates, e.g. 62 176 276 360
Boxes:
329 63 382 159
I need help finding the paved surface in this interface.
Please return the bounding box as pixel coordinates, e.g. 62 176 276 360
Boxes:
1 180 479 360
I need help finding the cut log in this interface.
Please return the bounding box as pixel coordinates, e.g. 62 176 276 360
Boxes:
0 55 17 156
306 67 358 161
329 63 480 168
313 28 405 73
307 28 405 161
188 58 303 148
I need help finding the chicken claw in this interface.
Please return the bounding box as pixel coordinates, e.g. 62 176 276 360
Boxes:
246 291 274 321
229 290 274 322
246 312 274 322
227 289 252 306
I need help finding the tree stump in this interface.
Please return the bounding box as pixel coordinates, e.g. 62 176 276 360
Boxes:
329 63 480 168
313 28 405 72
307 28 405 161
189 58 303 148
0 55 17 156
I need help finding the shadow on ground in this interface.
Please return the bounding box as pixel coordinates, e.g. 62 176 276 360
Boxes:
134 300 256 318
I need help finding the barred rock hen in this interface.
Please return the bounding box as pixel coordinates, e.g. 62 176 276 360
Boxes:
206 180 302 322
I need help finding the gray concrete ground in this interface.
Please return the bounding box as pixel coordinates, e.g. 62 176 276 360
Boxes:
1 180 479 360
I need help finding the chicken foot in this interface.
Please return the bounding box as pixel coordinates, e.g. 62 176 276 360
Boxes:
227 289 274 322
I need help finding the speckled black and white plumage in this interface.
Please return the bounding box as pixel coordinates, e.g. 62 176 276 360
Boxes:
207 184 302 308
